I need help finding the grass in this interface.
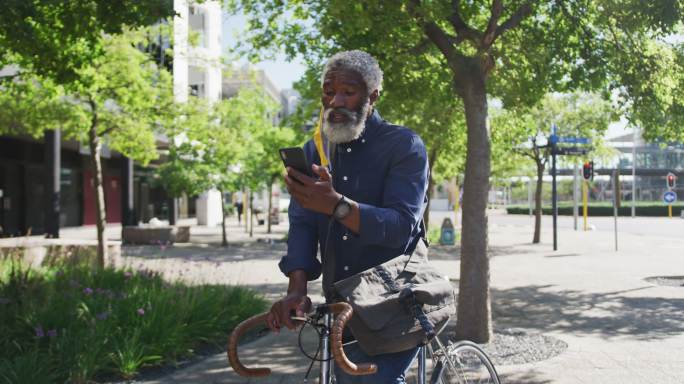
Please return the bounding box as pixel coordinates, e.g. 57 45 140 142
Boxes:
0 254 267 383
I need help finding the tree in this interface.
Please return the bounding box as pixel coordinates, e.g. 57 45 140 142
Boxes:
255 125 298 234
0 0 173 84
230 0 683 342
159 87 282 245
0 30 173 267
496 93 616 243
1 2 177 266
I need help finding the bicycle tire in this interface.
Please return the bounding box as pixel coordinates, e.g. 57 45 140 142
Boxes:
430 341 500 384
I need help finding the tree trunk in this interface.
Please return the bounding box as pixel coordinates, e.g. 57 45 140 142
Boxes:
533 159 545 244
423 148 438 230
267 178 274 234
220 189 228 247
454 63 492 343
88 124 107 269
249 189 254 238
243 187 248 233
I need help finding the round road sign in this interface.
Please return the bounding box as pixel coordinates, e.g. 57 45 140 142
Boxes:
663 191 677 205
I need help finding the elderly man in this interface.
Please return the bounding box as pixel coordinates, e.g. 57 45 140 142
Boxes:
268 50 429 383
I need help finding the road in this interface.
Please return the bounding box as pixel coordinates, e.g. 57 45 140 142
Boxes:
430 208 684 240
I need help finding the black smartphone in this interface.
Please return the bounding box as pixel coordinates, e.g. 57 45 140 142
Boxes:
279 147 313 177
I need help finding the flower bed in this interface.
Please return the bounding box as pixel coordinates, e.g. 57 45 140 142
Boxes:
0 258 267 383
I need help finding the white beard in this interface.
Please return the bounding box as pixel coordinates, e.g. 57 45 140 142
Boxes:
322 99 371 144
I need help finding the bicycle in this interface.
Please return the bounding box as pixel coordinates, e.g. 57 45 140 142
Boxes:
228 302 500 384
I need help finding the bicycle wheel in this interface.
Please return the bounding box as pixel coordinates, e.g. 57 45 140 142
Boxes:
430 341 500 384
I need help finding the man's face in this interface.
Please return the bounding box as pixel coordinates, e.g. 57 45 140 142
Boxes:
321 69 373 144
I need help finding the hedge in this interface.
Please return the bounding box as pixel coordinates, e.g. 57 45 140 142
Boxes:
506 203 684 217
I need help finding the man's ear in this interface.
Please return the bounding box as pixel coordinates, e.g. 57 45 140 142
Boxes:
369 89 379 105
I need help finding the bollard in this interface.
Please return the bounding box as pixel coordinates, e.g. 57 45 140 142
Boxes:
439 218 456 246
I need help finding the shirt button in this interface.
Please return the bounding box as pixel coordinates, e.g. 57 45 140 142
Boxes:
343 235 348 240
343 265 349 271
362 139 365 143
346 147 352 153
343 176 348 181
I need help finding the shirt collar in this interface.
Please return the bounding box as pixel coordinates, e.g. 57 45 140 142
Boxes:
352 109 382 144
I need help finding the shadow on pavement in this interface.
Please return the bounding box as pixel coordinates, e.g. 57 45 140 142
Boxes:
497 370 553 384
492 284 684 340
122 242 287 262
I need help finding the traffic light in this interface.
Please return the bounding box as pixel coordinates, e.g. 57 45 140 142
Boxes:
582 161 593 181
667 173 676 189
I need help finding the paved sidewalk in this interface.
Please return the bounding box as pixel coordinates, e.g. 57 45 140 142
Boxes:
114 212 683 384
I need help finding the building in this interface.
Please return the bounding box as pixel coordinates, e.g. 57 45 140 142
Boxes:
222 66 284 125
172 0 224 226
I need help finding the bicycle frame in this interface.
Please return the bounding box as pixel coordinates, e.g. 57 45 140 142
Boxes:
227 302 469 384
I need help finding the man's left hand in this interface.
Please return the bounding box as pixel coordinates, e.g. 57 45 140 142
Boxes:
285 164 341 215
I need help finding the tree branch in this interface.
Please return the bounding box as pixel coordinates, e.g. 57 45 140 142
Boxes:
493 1 536 42
449 0 483 45
482 0 504 47
407 0 458 62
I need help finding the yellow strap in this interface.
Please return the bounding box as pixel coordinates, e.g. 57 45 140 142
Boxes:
313 107 329 167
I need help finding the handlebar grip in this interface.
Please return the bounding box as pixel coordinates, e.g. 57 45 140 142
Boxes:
329 302 378 376
227 312 272 377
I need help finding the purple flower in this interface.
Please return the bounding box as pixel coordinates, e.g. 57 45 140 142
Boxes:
34 325 45 338
83 287 93 295
136 308 145 316
124 271 133 280
96 312 109 321
47 329 57 338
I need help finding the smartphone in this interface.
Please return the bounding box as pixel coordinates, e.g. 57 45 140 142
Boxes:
279 147 313 177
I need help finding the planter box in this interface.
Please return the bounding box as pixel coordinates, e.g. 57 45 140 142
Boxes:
122 225 190 245
0 238 122 269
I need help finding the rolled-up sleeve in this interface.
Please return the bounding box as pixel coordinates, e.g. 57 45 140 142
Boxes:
358 133 428 248
278 194 322 281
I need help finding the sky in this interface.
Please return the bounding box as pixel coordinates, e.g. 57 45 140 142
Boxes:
221 11 306 91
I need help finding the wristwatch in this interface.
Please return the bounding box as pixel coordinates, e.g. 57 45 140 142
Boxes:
332 195 352 220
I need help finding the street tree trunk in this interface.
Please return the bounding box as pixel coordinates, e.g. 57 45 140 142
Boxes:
87 118 107 269
423 148 438 230
220 189 228 247
454 61 492 343
249 189 254 238
267 178 274 234
533 159 545 243
243 187 248 233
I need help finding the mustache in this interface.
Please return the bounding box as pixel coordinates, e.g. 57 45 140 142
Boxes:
324 107 359 121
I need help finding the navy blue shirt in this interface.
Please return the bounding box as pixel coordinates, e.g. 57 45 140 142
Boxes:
278 110 429 282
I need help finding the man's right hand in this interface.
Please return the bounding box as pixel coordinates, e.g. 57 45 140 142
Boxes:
266 293 312 334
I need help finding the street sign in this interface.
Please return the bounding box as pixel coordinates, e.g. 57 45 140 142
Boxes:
664 191 677 205
557 136 591 145
549 134 558 145
556 147 589 156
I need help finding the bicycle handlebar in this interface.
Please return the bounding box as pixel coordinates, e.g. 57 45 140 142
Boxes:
227 302 377 378
328 302 378 376
227 312 271 377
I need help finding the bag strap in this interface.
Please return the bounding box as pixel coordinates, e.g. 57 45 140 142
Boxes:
321 144 338 303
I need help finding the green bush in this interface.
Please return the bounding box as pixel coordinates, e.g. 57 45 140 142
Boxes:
0 258 267 383
506 202 684 217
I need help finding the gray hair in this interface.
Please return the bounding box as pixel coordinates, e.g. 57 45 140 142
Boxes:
321 50 383 93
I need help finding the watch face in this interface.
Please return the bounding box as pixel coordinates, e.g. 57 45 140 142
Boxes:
334 199 351 219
